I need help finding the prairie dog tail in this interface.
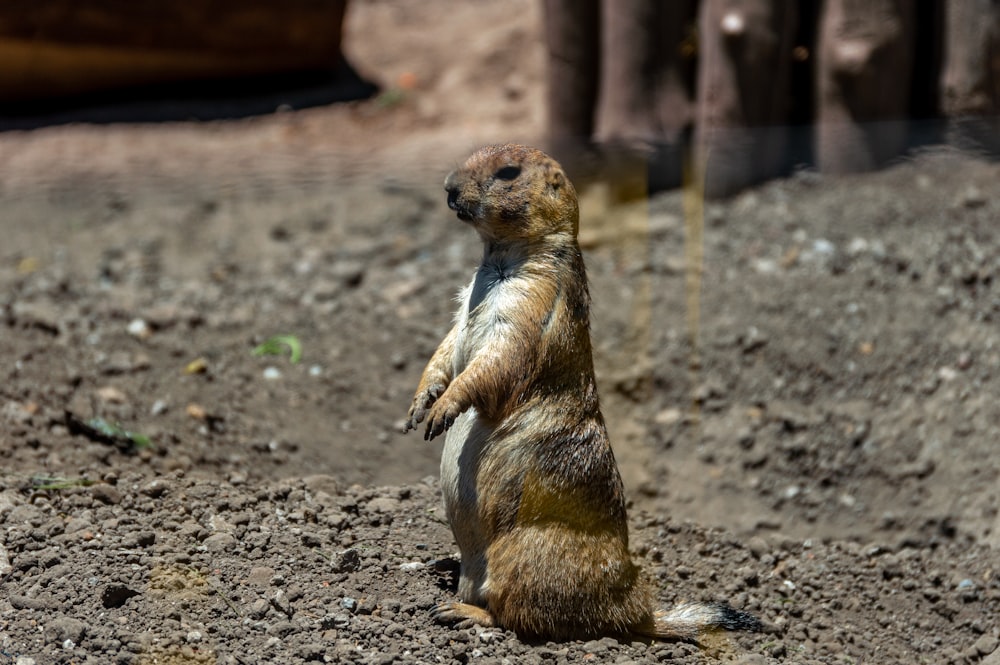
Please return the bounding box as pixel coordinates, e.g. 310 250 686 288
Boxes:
636 601 763 642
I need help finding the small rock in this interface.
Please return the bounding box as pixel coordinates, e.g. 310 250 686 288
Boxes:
366 496 400 514
301 531 323 547
12 302 61 334
186 403 208 420
150 400 169 416
249 598 270 619
126 318 151 339
45 617 87 645
247 566 276 587
331 260 365 287
0 542 11 575
203 532 238 553
184 357 209 375
959 185 986 209
126 531 156 548
2 401 34 425
983 645 1000 665
846 237 869 256
769 401 821 430
90 484 122 505
140 479 170 498
10 595 59 611
747 536 769 558
95 386 127 404
262 366 283 380
186 630 203 644
654 408 682 426
740 326 768 353
974 634 999 657
340 596 358 612
399 561 425 571
297 643 326 661
65 517 93 534
143 304 193 329
265 621 298 637
270 589 292 617
333 548 361 573
938 366 958 382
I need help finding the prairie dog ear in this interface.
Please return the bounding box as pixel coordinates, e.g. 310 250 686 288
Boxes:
548 168 566 192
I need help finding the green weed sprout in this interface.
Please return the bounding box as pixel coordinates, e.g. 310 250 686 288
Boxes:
252 335 303 364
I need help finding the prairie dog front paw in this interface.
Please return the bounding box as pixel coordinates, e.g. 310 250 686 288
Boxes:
404 382 446 433
424 395 463 441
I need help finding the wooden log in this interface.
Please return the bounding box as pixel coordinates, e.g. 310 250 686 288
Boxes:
940 0 1000 154
694 0 796 197
815 0 916 173
0 0 347 102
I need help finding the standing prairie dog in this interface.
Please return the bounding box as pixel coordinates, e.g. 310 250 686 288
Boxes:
404 144 760 642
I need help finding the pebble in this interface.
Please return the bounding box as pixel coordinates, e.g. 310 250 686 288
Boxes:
2 401 34 425
262 366 283 380
654 408 682 426
126 318 151 339
737 655 768 664
12 302 61 334
958 185 986 209
974 635 999 657
91 484 122 505
366 497 400 514
246 566 276 587
984 646 1000 665
747 536 770 558
399 561 425 571
333 548 361 573
249 598 270 619
140 479 171 498
45 617 87 644
203 532 238 553
330 260 366 287
95 386 128 404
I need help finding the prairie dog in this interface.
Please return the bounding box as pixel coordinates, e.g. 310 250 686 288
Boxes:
404 143 759 641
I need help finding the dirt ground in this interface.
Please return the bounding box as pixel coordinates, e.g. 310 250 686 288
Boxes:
2 1 999 663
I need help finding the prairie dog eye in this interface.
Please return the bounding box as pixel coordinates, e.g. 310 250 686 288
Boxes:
494 165 521 181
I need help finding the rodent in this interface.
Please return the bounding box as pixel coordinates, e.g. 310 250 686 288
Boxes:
404 143 761 642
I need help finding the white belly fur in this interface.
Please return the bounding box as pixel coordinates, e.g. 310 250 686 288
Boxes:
438 257 528 605
440 408 491 604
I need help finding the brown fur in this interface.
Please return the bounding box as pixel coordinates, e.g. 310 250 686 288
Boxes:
404 144 760 642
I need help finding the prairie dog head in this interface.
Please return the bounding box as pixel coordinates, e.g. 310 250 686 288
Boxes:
443 144 579 244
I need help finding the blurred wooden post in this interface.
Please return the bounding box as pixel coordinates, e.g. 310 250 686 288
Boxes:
595 0 698 190
543 0 600 164
694 0 796 197
941 0 1000 155
815 0 916 173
